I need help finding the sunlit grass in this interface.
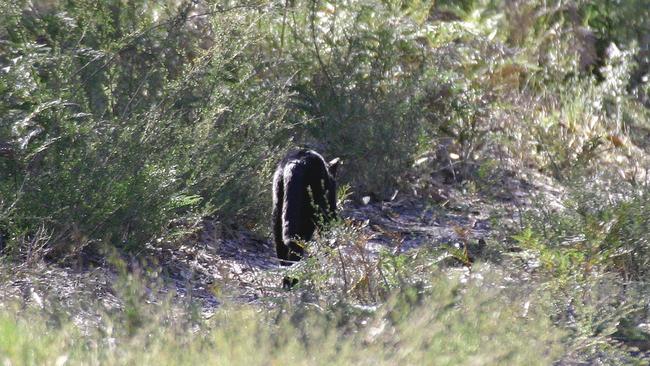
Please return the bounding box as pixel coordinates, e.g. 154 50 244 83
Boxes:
0 265 564 365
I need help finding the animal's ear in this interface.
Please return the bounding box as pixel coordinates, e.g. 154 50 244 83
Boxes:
328 157 341 177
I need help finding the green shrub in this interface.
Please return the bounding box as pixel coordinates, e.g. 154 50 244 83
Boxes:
262 0 435 195
0 0 513 254
518 176 650 281
513 176 650 362
0 1 291 255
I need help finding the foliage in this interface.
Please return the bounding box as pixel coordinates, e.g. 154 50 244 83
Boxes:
2 0 644 256
519 177 650 282
0 1 291 254
512 176 650 362
0 0 649 363
0 263 564 365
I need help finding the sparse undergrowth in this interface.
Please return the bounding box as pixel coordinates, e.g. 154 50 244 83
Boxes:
0 260 566 366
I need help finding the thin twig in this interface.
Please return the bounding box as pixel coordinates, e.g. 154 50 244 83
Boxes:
309 0 345 125
336 246 349 296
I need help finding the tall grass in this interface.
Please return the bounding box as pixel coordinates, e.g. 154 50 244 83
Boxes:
0 265 564 365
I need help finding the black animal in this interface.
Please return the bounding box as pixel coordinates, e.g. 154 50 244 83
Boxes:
272 149 339 267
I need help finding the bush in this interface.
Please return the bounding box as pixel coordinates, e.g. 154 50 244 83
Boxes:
0 0 516 254
0 1 291 255
519 176 650 282
262 0 435 195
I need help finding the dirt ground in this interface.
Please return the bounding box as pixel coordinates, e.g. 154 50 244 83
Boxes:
0 167 564 327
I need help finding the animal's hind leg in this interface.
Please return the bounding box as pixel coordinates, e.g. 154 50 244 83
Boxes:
276 242 291 266
281 162 306 265
282 276 299 289
273 168 290 265
287 240 304 263
282 240 303 289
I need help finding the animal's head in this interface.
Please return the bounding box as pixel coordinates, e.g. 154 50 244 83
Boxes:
327 157 341 178
325 157 341 217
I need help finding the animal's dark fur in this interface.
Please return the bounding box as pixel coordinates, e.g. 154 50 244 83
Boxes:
272 149 339 267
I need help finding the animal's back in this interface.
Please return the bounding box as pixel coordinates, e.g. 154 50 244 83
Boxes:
272 149 338 266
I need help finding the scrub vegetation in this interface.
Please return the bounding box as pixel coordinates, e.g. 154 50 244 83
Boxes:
0 0 649 364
